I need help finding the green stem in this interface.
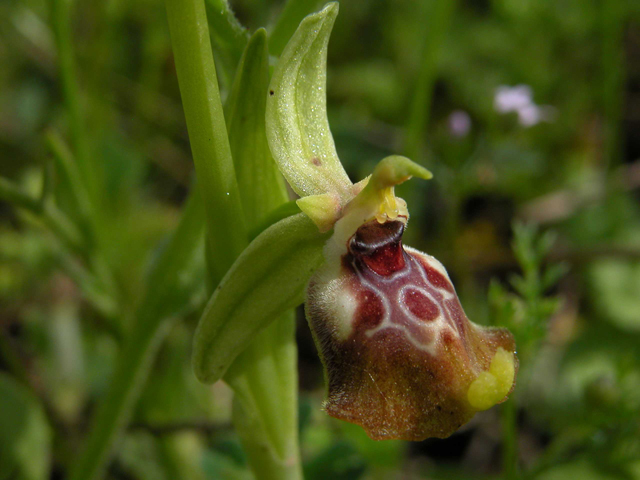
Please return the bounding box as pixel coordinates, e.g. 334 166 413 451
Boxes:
45 130 93 228
404 0 457 161
165 0 247 286
502 385 519 479
50 0 98 201
600 0 625 167
69 191 205 480
226 313 302 480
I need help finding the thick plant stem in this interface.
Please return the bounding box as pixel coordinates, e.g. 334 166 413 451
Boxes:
165 0 247 284
166 4 302 479
226 314 302 480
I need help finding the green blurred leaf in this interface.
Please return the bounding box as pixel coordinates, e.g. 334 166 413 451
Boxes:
339 421 404 471
141 189 206 320
117 433 167 480
589 259 640 332
536 457 629 480
69 189 206 480
266 2 352 200
303 440 366 480
192 213 329 383
0 373 52 480
201 449 252 480
268 0 323 57
541 262 569 291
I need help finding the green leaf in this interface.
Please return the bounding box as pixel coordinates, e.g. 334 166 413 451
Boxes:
0 373 52 480
226 28 289 229
141 188 206 320
248 200 301 241
589 259 640 332
303 441 366 480
192 213 329 384
266 2 352 200
205 0 249 88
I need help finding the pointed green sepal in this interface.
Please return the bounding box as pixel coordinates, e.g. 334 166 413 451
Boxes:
266 2 353 200
192 213 330 383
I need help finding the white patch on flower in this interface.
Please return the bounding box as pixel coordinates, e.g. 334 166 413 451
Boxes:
332 288 358 341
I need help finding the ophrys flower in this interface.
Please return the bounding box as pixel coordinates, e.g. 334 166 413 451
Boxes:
192 2 517 441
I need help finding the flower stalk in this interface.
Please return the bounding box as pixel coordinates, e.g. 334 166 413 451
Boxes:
166 2 303 478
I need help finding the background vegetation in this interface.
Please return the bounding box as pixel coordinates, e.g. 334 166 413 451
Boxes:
1 0 640 478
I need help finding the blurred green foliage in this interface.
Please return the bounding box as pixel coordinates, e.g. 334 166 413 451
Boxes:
1 0 640 478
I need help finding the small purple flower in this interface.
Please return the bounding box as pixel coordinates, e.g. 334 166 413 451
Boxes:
517 104 542 127
494 84 555 127
494 85 533 114
448 110 471 138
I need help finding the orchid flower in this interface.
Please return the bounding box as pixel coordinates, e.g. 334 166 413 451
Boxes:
192 2 517 441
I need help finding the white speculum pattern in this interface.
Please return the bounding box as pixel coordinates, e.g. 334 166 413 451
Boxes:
349 248 459 356
314 217 466 356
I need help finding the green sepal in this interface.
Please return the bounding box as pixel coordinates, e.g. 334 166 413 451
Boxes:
226 28 289 228
192 213 330 384
266 2 352 200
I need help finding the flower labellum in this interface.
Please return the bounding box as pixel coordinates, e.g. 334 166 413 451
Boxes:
305 157 517 441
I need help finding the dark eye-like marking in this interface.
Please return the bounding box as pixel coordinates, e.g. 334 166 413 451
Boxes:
349 220 404 255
